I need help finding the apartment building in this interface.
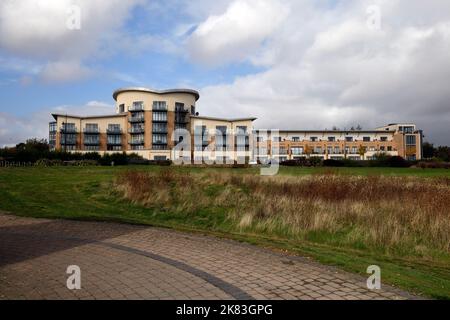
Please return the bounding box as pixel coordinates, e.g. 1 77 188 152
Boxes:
50 87 255 162
49 87 423 162
255 124 423 162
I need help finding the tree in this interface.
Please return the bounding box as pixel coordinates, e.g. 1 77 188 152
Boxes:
422 142 435 159
436 146 450 162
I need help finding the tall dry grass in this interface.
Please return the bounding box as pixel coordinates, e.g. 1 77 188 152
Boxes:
116 169 450 255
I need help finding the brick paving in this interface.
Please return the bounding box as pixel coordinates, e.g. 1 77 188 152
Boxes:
0 213 418 300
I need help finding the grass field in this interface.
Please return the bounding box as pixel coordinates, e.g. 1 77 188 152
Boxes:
0 165 449 299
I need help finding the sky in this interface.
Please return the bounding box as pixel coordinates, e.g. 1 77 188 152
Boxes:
0 0 450 146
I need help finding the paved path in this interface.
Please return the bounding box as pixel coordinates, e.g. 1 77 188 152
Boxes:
0 213 417 300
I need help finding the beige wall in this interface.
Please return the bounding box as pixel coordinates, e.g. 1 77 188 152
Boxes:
115 91 196 113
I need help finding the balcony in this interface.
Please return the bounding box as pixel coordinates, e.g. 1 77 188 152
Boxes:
129 116 145 123
107 128 122 134
129 127 145 134
83 128 99 134
175 107 189 113
60 127 77 133
152 129 168 134
129 104 144 112
175 116 188 124
84 140 100 146
107 140 122 146
129 139 145 145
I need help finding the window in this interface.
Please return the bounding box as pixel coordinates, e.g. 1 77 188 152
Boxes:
153 112 167 122
154 156 167 161
291 147 303 155
84 123 99 133
363 136 371 142
328 137 336 142
108 124 121 132
327 146 332 154
153 122 167 133
335 147 341 154
380 136 388 142
49 122 57 132
292 137 300 142
273 137 282 142
153 101 167 111
131 101 144 111
256 137 264 142
387 146 392 151
310 137 318 142
314 147 322 154
345 137 353 142
216 126 227 150
107 135 121 145
380 146 385 151
175 102 186 112
153 134 167 144
119 104 125 113
191 106 196 115
62 123 76 132
406 135 416 145
402 126 414 133
351 147 357 154
84 145 99 151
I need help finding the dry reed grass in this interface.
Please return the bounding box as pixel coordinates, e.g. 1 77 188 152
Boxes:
116 169 450 254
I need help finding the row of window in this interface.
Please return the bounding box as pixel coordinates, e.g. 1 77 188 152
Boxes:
261 145 394 155
265 136 390 143
119 102 195 114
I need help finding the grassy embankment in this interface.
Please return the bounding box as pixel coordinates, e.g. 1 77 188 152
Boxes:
0 165 449 299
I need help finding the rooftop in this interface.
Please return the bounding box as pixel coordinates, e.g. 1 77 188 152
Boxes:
113 87 200 101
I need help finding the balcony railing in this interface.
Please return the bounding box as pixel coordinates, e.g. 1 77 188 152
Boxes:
60 139 77 145
84 140 100 146
152 129 168 134
60 127 77 133
175 116 188 124
129 140 145 145
129 127 145 134
129 116 145 123
175 107 189 113
107 140 122 146
107 128 122 134
83 128 99 134
129 104 144 112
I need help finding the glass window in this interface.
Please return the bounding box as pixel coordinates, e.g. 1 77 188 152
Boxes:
153 111 167 122
406 135 416 145
345 137 353 142
291 147 303 155
310 137 318 142
328 137 336 142
119 104 125 113
292 137 300 142
380 136 388 141
153 101 167 111
363 136 371 142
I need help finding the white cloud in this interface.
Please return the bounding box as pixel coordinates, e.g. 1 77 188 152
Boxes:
0 100 115 147
187 0 289 65
39 60 92 83
0 0 143 83
193 0 450 145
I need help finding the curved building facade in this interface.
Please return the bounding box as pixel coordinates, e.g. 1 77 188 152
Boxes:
49 87 256 162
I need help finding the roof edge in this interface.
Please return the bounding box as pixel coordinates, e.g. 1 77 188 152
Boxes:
113 87 200 101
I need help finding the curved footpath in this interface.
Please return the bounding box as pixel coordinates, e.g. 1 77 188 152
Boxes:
0 213 418 300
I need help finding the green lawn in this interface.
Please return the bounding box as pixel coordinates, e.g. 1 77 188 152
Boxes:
0 165 449 299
